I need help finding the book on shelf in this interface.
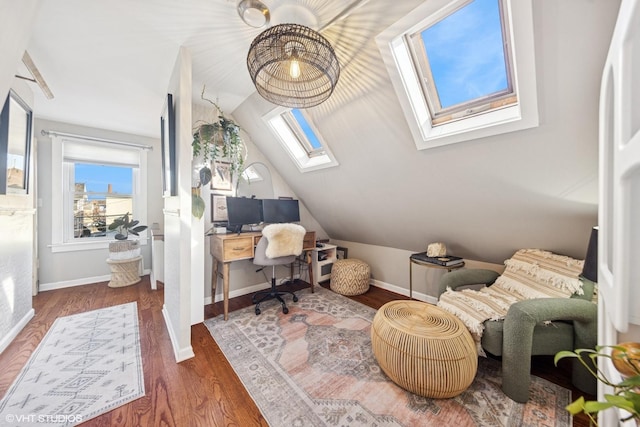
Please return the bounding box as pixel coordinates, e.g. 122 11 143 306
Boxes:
411 252 464 266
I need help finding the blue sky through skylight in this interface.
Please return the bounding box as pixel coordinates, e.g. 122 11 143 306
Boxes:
75 163 132 194
421 0 507 108
291 109 322 150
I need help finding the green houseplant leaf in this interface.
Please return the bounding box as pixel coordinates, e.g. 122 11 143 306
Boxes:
555 345 640 425
108 212 147 240
199 166 212 186
192 194 205 219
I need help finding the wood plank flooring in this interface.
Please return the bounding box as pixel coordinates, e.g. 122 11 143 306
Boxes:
0 277 593 426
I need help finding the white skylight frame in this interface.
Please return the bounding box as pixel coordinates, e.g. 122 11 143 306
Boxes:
264 107 339 173
376 0 539 150
408 0 516 124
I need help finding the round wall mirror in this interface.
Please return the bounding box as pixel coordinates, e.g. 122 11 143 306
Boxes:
236 162 274 199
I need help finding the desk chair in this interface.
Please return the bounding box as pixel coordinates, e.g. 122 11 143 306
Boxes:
252 223 306 315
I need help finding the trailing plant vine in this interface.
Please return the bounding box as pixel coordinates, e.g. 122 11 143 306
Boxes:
191 87 247 218
192 87 246 187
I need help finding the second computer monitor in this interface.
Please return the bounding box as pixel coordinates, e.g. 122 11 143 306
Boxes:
262 199 300 224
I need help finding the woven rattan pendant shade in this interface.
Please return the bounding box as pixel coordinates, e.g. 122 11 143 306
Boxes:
247 23 340 108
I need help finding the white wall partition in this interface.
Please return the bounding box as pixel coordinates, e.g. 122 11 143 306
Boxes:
597 0 640 424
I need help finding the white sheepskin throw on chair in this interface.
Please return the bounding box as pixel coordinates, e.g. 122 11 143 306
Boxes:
262 223 306 258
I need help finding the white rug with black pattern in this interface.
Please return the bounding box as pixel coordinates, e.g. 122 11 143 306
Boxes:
0 302 144 427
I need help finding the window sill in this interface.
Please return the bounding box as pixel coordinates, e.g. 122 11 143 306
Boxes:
49 238 148 253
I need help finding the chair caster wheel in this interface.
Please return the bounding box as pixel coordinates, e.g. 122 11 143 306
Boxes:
255 308 261 315
293 296 298 302
283 307 289 314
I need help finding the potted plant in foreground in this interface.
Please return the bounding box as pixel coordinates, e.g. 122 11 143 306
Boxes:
555 343 640 426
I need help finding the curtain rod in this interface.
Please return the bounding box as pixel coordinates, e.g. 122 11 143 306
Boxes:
41 129 153 150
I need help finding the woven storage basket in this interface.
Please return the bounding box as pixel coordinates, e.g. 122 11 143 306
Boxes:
371 300 477 398
106 256 142 288
108 240 141 260
330 259 370 295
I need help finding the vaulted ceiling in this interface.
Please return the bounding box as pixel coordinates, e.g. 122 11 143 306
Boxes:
20 0 619 263
24 0 376 137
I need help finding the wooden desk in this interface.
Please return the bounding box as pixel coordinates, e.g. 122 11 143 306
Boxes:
409 252 465 299
210 230 316 320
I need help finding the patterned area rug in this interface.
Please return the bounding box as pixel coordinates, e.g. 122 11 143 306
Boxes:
205 287 571 427
0 302 145 427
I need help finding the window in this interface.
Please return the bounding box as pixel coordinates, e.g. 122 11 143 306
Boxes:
264 107 338 172
70 163 134 239
376 0 539 149
408 0 515 124
50 135 147 252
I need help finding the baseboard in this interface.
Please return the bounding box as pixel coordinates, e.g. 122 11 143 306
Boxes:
161 304 195 362
205 278 300 305
0 308 35 354
204 278 438 306
370 279 438 305
39 269 152 292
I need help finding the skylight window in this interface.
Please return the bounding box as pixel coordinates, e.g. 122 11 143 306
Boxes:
410 0 514 124
376 0 539 149
290 109 323 151
264 107 338 172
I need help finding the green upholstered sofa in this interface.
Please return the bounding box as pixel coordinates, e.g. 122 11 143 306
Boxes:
437 251 597 403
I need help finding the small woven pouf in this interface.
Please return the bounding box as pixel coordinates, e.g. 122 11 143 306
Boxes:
371 300 477 398
330 258 370 295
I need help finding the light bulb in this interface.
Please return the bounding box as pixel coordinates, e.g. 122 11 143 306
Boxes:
289 58 301 79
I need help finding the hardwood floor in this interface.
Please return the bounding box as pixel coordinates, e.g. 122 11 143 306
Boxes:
0 277 593 426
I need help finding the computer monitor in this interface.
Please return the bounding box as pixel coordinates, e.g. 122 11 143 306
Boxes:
225 197 263 233
261 199 300 224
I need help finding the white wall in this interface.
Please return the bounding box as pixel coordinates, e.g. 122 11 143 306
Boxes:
162 46 195 361
0 80 36 353
330 239 504 303
596 0 640 423
0 1 40 353
234 0 619 271
0 1 39 111
34 119 162 289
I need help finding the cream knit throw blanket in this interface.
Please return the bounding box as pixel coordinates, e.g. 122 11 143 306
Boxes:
262 223 306 258
437 249 585 356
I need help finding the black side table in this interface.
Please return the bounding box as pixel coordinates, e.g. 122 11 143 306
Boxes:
409 252 465 299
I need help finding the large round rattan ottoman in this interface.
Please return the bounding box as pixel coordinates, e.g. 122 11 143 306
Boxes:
371 300 477 398
330 258 370 295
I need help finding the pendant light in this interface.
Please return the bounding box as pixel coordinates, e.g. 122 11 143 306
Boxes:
247 23 340 108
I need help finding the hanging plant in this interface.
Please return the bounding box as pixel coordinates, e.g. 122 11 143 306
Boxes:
192 87 246 187
191 87 247 218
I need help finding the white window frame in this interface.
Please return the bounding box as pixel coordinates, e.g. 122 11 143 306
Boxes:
264 107 339 173
50 135 148 253
376 0 539 150
407 0 516 124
